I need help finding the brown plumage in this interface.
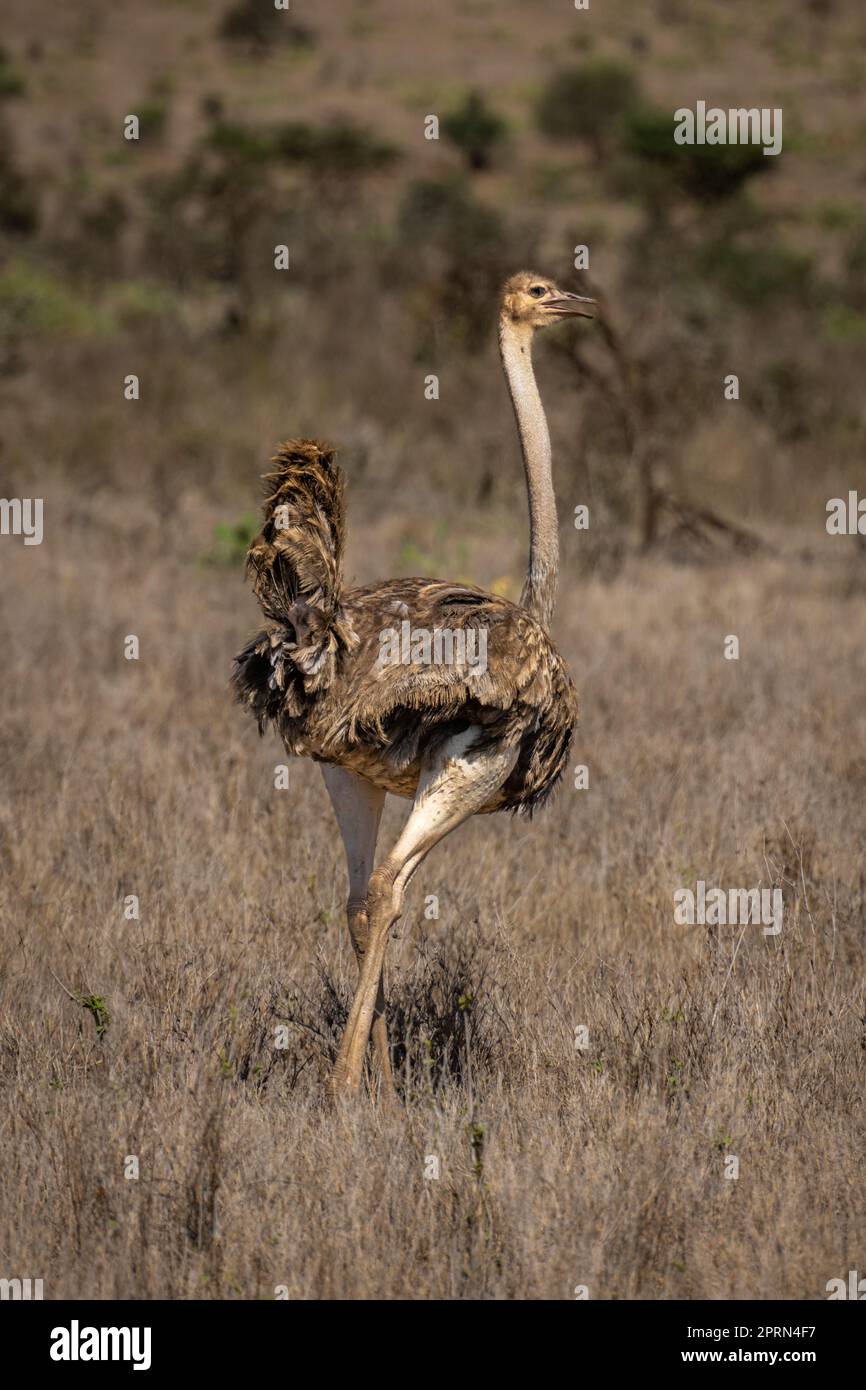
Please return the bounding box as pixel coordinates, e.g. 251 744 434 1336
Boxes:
234 445 574 813
232 272 594 1099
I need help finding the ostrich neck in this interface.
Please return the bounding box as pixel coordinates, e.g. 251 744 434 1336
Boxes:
498 316 558 629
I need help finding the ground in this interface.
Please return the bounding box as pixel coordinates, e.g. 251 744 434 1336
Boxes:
2 495 863 1296
0 0 864 1300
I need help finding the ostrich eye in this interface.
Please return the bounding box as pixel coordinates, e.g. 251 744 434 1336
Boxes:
529 285 547 298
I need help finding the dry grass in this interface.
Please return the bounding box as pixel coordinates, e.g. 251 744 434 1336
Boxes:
1 0 865 1304
1 477 863 1300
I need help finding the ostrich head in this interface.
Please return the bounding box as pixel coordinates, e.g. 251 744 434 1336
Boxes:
500 271 595 330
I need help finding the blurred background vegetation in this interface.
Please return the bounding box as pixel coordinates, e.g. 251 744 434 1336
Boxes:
1 0 864 582
3 3 865 1304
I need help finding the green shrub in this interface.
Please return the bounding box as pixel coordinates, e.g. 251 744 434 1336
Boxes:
0 47 25 99
204 116 398 175
753 360 814 442
821 303 866 343
0 261 110 335
135 98 169 143
536 61 639 160
844 227 866 308
398 177 507 262
695 238 812 307
396 177 514 350
109 280 178 327
442 90 507 172
205 120 276 164
273 119 398 174
625 108 771 202
79 190 128 245
218 0 315 52
202 515 258 567
0 119 37 234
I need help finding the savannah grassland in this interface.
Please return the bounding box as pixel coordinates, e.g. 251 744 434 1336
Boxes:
0 0 864 1299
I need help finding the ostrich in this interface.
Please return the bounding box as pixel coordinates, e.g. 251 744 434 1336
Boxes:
232 271 593 1098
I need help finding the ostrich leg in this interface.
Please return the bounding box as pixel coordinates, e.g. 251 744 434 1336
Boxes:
330 728 519 1097
320 765 393 1099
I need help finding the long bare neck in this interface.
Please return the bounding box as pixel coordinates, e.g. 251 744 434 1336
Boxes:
498 315 558 628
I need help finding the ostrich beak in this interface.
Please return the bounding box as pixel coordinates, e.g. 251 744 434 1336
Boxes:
546 292 596 318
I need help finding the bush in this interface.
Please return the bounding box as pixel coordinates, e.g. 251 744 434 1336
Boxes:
0 46 26 99
0 118 37 234
442 90 507 172
753 359 815 442
204 116 398 175
398 177 507 264
844 226 866 309
79 190 127 245
536 61 639 161
0 261 109 336
218 0 315 52
201 515 258 567
821 303 866 343
142 156 242 288
135 98 169 144
273 119 398 174
694 237 813 307
396 177 515 351
625 108 771 202
205 120 275 165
